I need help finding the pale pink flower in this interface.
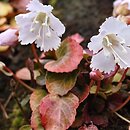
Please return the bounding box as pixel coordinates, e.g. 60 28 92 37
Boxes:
0 29 18 46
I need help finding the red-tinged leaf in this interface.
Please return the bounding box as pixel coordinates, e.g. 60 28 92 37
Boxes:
70 33 84 43
78 124 98 130
71 114 84 128
44 37 83 73
78 125 88 130
87 124 98 130
45 70 78 96
16 67 40 80
108 93 124 111
91 115 108 127
72 84 90 103
30 89 47 112
0 29 18 46
83 100 108 127
39 93 79 130
79 85 90 103
31 110 44 130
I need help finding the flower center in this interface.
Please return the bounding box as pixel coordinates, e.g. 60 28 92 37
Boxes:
102 34 128 65
30 12 51 38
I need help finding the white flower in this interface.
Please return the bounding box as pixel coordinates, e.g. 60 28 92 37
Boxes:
15 0 65 52
88 17 130 73
114 0 130 10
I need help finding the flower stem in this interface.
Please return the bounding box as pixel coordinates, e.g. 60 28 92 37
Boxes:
119 68 129 83
4 92 13 108
111 68 130 112
114 112 130 124
0 101 9 119
31 43 43 71
95 81 101 96
112 95 130 112
89 79 94 88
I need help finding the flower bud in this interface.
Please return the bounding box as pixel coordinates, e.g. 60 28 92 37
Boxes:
117 15 130 24
0 61 5 70
113 1 130 16
0 61 13 76
90 70 104 81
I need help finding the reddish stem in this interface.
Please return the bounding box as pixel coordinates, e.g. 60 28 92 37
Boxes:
4 66 35 92
0 101 8 119
95 81 101 96
119 68 129 83
111 68 129 112
89 79 94 88
31 43 43 71
112 95 130 112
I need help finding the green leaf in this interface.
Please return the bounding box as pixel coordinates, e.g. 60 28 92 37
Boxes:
30 89 47 112
112 83 122 93
112 73 122 82
49 0 58 6
36 74 46 86
19 125 32 130
45 70 78 96
21 95 30 107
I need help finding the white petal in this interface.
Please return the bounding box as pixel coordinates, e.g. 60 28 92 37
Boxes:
49 13 65 36
15 13 40 44
19 28 37 45
112 45 130 68
27 0 53 13
118 25 130 46
122 0 130 9
88 32 105 54
99 17 127 34
90 50 116 73
15 12 36 28
113 0 123 7
36 26 61 52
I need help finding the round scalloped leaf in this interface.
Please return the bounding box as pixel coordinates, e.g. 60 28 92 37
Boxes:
44 37 83 73
39 93 79 130
31 110 44 130
30 89 47 112
45 70 78 96
78 124 98 130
